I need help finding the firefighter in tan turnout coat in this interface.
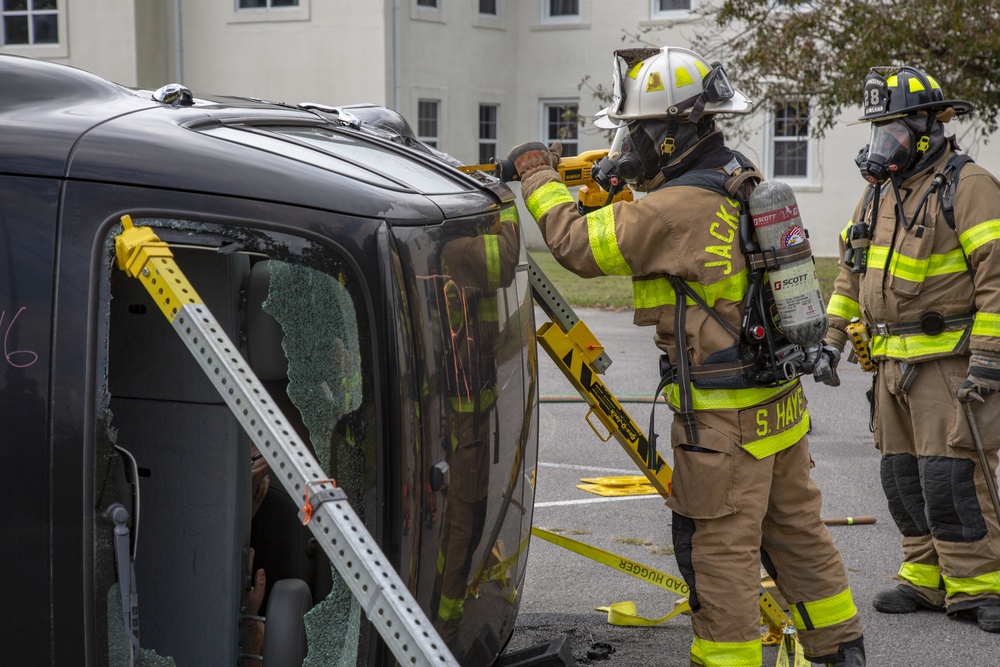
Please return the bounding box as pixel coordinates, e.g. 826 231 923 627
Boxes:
827 65 1000 633
509 46 865 667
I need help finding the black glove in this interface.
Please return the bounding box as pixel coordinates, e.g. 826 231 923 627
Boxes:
812 340 842 387
958 351 1000 403
506 141 562 180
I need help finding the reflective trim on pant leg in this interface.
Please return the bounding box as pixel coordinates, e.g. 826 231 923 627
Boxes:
436 593 464 622
943 569 1000 597
898 562 942 589
690 636 762 667
789 587 858 631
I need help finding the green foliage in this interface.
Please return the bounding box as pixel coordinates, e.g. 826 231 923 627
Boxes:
691 0 1000 137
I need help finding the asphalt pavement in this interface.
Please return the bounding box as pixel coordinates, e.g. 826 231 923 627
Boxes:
505 307 999 667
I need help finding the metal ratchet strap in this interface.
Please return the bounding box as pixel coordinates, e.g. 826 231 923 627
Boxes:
745 242 813 271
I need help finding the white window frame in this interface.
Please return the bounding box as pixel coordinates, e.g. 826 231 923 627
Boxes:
417 99 441 149
650 0 693 20
542 0 580 25
0 0 67 58
766 98 814 185
478 0 498 16
230 0 310 24
540 100 579 157
478 104 499 165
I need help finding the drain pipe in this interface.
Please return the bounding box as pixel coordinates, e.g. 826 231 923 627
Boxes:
393 0 401 111
173 0 184 83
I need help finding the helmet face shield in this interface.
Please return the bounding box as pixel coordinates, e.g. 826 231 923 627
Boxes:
863 120 914 184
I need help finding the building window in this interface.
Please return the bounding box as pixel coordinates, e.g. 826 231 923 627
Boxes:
238 0 299 6
651 0 691 18
479 0 497 15
2 0 58 45
772 99 809 179
417 0 438 7
478 104 498 165
544 0 579 22
543 102 578 157
418 100 440 148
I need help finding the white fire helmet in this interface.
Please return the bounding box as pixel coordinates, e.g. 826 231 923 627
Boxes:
595 46 753 128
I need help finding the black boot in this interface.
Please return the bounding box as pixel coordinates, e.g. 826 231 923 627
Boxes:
871 584 942 614
810 635 865 667
952 602 1000 632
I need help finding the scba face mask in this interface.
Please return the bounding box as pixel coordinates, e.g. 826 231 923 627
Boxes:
592 123 661 193
863 119 917 184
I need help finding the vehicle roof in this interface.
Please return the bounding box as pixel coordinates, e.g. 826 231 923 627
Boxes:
0 55 507 221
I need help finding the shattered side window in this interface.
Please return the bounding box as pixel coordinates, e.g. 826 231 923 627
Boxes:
97 219 375 667
262 261 363 469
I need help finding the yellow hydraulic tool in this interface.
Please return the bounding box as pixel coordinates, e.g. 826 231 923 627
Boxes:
458 149 634 211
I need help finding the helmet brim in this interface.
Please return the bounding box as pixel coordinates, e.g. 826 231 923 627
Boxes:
594 107 625 129
856 99 973 123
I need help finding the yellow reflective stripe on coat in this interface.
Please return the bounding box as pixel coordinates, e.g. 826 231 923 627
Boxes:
870 330 965 359
943 568 1000 597
666 382 790 411
633 270 748 310
959 218 1000 256
586 206 632 276
865 245 967 280
972 312 1000 338
789 588 858 631
690 636 762 667
525 180 576 220
898 562 941 589
484 234 501 291
742 413 810 460
827 294 860 322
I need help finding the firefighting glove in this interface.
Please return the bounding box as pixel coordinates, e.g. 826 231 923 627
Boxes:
824 327 849 353
958 350 1000 403
506 141 562 180
812 340 842 387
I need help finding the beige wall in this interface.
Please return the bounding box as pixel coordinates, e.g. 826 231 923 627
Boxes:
178 0 388 105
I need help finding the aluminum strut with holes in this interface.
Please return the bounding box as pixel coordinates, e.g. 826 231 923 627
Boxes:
113 215 459 667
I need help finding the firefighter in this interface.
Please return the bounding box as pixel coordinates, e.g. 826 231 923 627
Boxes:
508 46 865 667
430 208 520 647
826 65 1000 633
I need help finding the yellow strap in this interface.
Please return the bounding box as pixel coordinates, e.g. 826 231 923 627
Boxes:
531 526 792 635
594 600 691 627
531 526 691 598
774 630 809 667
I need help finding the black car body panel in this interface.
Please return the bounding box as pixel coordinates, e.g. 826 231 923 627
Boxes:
0 54 538 667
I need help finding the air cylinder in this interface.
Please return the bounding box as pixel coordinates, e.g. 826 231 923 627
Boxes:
748 180 827 347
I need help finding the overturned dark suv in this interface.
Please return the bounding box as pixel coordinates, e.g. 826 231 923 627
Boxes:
0 54 538 666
